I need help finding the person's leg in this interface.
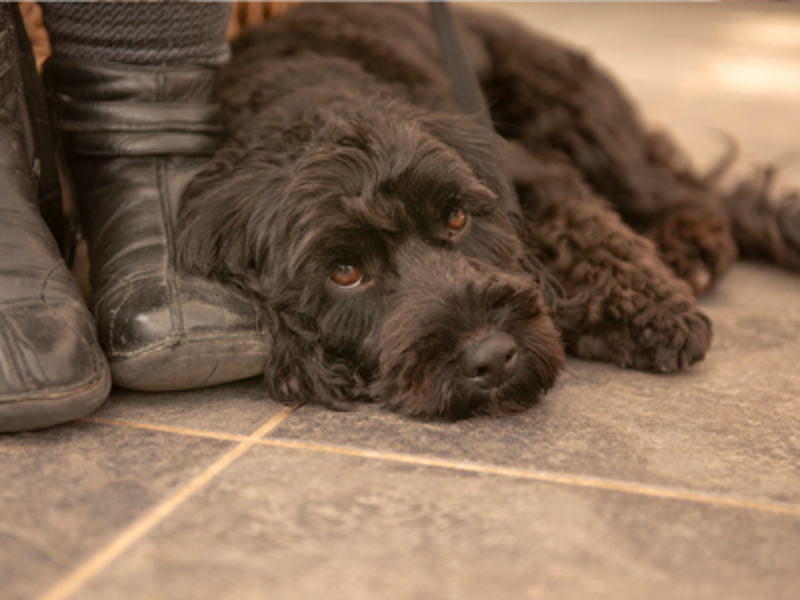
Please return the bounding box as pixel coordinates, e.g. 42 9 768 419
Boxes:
0 3 111 432
41 2 231 67
40 2 271 391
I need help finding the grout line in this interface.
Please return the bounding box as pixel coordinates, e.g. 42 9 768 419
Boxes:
79 414 800 518
81 416 250 443
37 406 296 600
259 438 800 518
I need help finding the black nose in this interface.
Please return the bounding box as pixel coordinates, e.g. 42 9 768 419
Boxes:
460 332 519 389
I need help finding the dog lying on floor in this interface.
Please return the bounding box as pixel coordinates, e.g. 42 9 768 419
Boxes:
176 3 799 420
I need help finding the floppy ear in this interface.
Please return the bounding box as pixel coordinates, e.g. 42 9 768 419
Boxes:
178 152 363 409
261 306 364 409
176 143 293 298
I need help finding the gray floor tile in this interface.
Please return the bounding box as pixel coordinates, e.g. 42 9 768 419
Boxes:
269 266 800 505
74 445 800 600
89 378 282 435
702 261 800 314
0 423 233 600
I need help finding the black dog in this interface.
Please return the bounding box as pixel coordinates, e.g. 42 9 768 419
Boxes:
177 3 798 419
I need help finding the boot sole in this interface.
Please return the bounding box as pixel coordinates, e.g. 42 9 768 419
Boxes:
109 335 270 392
0 363 112 432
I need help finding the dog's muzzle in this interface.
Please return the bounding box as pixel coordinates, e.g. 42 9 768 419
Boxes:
371 241 564 420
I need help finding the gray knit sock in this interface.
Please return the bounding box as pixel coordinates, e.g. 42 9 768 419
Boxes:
39 2 231 66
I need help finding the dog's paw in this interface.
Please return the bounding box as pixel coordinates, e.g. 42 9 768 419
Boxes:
625 306 712 372
569 303 712 373
645 209 737 295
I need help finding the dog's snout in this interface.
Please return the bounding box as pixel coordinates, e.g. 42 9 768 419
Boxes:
460 332 519 389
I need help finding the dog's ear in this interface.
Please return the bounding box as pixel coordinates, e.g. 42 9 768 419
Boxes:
176 145 292 297
419 112 517 210
262 307 363 410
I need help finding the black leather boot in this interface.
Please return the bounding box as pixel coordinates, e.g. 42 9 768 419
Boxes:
42 57 270 391
0 4 111 432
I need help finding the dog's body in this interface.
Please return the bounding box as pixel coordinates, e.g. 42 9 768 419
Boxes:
177 3 798 419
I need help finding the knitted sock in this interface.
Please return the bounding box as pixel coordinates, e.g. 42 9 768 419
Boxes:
39 2 231 66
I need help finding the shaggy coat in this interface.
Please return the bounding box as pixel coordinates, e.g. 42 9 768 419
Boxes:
177 3 799 419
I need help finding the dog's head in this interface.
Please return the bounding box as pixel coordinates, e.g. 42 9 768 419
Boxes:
178 100 564 419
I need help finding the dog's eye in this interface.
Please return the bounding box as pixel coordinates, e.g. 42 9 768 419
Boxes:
330 264 363 288
446 207 468 232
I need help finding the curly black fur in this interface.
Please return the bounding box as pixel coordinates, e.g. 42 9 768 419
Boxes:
176 3 797 420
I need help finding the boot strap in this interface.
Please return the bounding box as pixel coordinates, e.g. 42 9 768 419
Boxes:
44 57 224 157
50 95 223 156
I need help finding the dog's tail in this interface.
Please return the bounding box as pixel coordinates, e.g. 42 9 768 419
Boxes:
721 164 800 272
697 134 800 271
701 131 739 187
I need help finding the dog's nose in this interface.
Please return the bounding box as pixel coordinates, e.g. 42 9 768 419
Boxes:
461 332 519 389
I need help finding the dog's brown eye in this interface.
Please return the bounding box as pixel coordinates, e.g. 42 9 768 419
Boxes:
330 265 363 288
446 207 467 232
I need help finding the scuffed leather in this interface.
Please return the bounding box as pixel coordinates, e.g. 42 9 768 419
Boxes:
44 57 271 391
1 5 111 432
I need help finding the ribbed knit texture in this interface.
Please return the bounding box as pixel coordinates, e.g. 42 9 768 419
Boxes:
39 2 231 66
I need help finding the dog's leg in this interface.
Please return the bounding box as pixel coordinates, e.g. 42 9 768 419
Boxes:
459 8 737 293
633 132 739 294
511 150 712 372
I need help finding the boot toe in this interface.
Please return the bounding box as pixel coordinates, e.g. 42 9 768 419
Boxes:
94 274 271 391
0 300 111 432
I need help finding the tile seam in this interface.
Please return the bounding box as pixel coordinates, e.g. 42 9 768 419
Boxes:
260 437 800 517
37 406 296 600
79 415 800 518
81 416 250 442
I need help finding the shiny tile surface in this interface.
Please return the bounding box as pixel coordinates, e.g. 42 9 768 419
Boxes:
4 3 800 600
74 446 800 600
0 423 233 600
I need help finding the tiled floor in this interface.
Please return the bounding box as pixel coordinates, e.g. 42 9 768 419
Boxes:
3 3 800 599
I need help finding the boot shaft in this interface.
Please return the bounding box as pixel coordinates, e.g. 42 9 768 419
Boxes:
1 3 67 256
